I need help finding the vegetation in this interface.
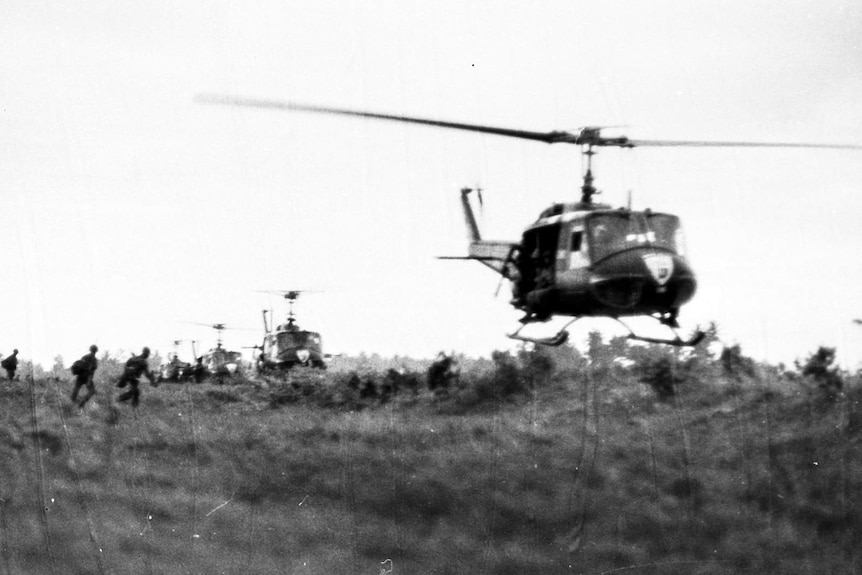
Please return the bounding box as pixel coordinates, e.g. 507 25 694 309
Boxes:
0 330 860 574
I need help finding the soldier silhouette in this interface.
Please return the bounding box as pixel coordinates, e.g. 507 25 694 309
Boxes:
71 345 99 408
1 349 19 381
117 347 157 407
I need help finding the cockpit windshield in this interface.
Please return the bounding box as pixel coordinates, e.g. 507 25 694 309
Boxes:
278 330 322 349
587 212 682 262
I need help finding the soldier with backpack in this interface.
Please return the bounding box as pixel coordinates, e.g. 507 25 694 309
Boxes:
1 349 19 381
71 345 99 408
117 347 157 408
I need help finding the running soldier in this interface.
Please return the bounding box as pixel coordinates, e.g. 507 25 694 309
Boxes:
71 345 99 408
117 347 157 408
1 349 19 381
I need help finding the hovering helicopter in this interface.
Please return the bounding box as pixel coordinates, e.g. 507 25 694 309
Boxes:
191 322 245 379
197 94 861 346
158 340 193 382
254 290 327 371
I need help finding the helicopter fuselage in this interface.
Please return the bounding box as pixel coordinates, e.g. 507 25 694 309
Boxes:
460 194 697 325
515 203 696 323
203 345 243 377
258 324 326 370
159 354 192 382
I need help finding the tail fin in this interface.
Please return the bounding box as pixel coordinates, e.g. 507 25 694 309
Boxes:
440 187 516 276
461 188 481 242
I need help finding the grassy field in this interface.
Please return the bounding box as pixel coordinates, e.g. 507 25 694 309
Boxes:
0 353 859 574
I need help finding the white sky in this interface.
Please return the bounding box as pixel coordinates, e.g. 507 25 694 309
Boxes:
2 0 861 368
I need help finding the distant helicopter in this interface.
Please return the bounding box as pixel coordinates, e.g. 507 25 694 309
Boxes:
254 290 327 371
158 340 193 382
191 322 245 379
198 94 861 346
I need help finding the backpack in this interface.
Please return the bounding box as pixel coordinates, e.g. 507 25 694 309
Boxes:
124 356 147 377
71 359 85 376
1 357 11 370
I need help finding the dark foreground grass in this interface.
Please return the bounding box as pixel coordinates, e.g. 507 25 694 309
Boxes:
0 368 859 575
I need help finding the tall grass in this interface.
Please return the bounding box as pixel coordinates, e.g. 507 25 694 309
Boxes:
0 346 859 574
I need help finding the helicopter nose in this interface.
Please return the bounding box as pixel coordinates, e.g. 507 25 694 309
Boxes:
590 249 696 309
590 275 644 309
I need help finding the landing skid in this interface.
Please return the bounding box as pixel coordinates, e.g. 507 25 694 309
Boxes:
507 318 578 347
615 318 705 347
507 316 705 348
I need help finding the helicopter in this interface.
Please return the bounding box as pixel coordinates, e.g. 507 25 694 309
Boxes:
254 290 327 371
197 94 861 347
190 322 246 379
157 339 193 382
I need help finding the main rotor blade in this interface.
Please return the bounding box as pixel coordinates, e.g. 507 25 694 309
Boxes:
196 93 580 145
257 289 320 295
187 321 224 329
627 138 862 150
187 321 257 331
257 289 322 301
197 93 862 151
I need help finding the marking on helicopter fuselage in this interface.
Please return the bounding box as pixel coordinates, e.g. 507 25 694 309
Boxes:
642 253 674 286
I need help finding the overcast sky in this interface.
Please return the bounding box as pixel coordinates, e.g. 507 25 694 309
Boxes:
2 1 861 368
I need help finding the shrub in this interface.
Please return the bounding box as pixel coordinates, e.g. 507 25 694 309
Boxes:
517 345 555 388
796 346 843 401
268 369 329 407
490 350 523 396
720 344 757 380
637 354 687 400
379 368 421 402
435 350 536 412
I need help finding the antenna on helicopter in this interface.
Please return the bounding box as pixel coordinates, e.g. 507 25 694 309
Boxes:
580 142 598 204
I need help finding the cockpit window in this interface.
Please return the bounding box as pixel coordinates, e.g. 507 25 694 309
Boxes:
647 213 684 256
278 331 322 349
587 212 681 262
280 332 308 348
